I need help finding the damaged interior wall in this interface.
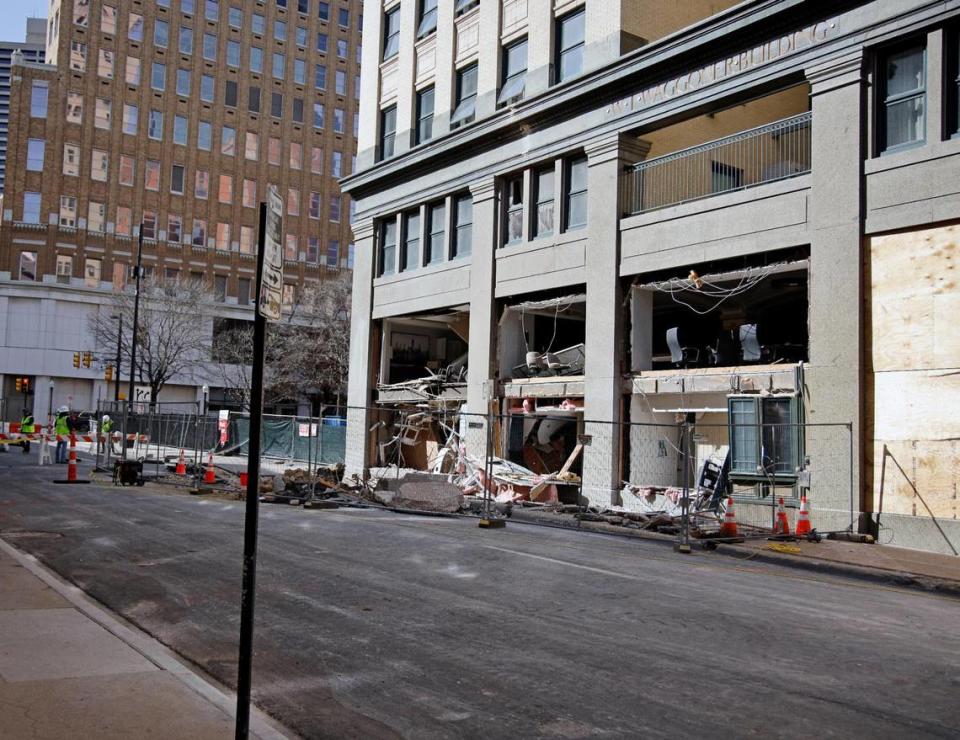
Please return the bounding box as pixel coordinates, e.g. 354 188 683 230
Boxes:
867 224 960 553
498 293 587 383
379 314 469 385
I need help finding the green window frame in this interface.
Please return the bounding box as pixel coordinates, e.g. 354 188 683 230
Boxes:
727 394 802 481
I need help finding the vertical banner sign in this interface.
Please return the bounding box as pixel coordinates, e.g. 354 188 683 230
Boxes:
218 409 230 446
257 186 284 321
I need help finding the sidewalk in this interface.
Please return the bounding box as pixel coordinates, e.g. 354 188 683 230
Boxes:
0 540 290 740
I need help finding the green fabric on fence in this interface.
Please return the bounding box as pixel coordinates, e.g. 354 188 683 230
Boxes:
234 415 346 464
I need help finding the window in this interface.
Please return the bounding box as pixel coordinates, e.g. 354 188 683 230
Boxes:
117 207 132 235
287 187 299 215
126 57 141 85
84 259 102 288
316 32 327 54
119 155 135 185
238 276 252 305
294 58 306 84
503 176 524 244
401 211 421 271
219 175 233 203
229 6 242 28
68 39 87 68
171 164 185 194
285 235 298 260
66 92 82 124
274 19 287 41
101 5 117 34
728 395 802 480
879 43 926 153
98 49 114 78
252 13 265 34
307 237 320 263
309 191 321 218
453 194 472 257
26 139 45 171
176 69 191 96
249 86 261 112
317 2 329 21
198 121 212 149
335 69 346 95
347 243 355 269
112 263 127 292
94 98 111 130
225 79 238 107
180 26 194 54
290 141 302 168
450 64 477 128
227 40 240 67
416 87 434 144
250 46 264 72
240 228 255 255
338 8 349 27
56 255 72 284
329 194 341 221
182 0 194 12
293 97 304 123
710 161 743 193
427 202 445 264
203 33 217 61
142 212 157 240
192 219 207 247
30 81 48 118
245 132 259 160
128 13 144 41
283 284 295 311
22 192 42 224
564 156 588 230
174 115 188 145
382 7 400 60
273 52 285 79
205 0 219 21
296 26 307 46
148 109 163 139
379 218 397 276
168 214 183 243
195 170 209 198
333 108 344 133
91 149 109 181
336 39 347 59
498 39 528 107
272 92 284 117
455 0 479 16
268 137 281 164
327 240 340 267
533 167 555 238
87 201 105 232
152 62 166 90
380 106 396 160
59 196 78 227
331 150 342 177
418 0 438 38
243 179 256 207
63 144 80 176
144 159 160 190
201 74 215 101
313 101 325 127
315 63 327 90
155 19 169 48
311 146 323 173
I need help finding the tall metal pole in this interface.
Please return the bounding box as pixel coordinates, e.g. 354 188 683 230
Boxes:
114 314 123 403
127 227 145 409
236 203 268 739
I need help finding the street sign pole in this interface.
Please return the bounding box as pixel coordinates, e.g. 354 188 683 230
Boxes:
236 188 283 739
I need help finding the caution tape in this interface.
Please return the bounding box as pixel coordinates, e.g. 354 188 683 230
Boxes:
0 433 149 444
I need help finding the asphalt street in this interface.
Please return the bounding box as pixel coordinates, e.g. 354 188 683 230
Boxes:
1 450 958 739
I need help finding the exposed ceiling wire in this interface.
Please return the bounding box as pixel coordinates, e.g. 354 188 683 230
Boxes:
649 262 785 315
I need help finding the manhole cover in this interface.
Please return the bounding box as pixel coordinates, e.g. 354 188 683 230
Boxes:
2 531 64 540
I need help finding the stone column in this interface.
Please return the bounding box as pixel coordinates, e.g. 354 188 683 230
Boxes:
581 134 650 507
344 218 376 477
464 177 497 456
805 51 866 529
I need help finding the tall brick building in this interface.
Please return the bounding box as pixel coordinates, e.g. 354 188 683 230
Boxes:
0 0 361 418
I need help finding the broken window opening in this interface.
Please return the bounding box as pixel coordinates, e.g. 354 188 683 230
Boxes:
498 293 586 381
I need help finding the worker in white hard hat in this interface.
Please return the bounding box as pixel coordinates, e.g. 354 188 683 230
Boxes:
54 407 70 463
99 414 114 456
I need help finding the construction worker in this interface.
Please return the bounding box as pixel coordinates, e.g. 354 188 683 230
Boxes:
20 410 34 454
54 406 70 464
100 414 114 456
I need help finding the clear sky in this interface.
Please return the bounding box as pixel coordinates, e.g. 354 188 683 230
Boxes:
3 0 48 41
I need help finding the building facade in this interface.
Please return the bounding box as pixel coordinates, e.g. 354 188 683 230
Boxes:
343 0 960 555
0 18 47 194
0 0 361 420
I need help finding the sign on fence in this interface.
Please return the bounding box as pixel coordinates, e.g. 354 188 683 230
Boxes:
257 185 284 321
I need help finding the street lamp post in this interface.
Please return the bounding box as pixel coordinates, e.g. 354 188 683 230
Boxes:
111 314 123 404
122 227 145 461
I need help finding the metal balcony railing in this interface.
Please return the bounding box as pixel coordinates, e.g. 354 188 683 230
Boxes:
622 112 812 216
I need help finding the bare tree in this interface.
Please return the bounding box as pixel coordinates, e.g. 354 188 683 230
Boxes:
90 275 216 408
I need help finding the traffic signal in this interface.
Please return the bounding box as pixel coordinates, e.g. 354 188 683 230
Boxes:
73 352 81 368
105 365 113 382
15 378 22 392
20 378 29 392
82 351 92 368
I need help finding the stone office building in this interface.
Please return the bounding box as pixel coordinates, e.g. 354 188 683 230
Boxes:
0 0 361 418
343 0 960 555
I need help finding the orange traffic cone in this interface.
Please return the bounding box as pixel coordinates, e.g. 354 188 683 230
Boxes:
204 453 216 484
719 496 738 537
795 494 812 536
67 436 78 482
175 449 187 476
773 496 791 535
